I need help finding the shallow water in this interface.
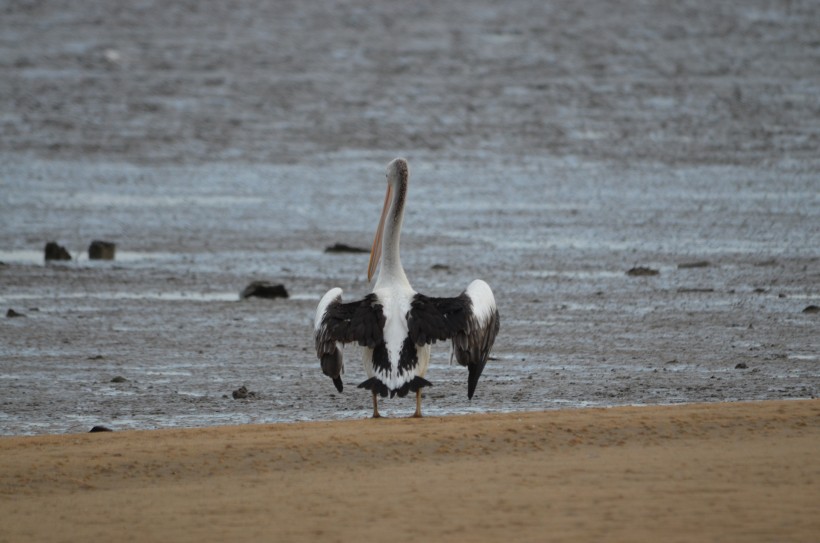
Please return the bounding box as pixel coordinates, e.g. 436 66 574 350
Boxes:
1 0 819 434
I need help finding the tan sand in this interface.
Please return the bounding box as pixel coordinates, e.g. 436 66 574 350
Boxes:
1 400 818 542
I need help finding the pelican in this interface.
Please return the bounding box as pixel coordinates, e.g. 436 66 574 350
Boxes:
313 158 500 418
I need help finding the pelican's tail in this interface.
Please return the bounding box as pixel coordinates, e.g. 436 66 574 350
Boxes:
357 376 431 399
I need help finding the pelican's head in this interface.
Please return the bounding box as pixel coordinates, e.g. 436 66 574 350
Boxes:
368 158 409 282
387 157 409 186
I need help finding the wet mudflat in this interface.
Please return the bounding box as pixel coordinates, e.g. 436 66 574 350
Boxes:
1 0 818 434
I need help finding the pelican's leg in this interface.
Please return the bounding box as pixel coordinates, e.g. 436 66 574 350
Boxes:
412 389 423 418
372 392 381 419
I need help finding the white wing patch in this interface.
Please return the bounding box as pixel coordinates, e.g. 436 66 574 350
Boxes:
465 279 497 325
314 287 343 332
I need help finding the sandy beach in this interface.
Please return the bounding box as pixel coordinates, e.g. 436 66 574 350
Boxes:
1 400 818 542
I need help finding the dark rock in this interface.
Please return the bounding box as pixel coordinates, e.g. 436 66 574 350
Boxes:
240 281 289 299
431 263 450 271
89 425 113 432
7 308 25 318
324 242 369 253
89 240 116 260
802 305 819 314
111 376 127 383
626 266 659 277
677 261 710 269
735 362 748 369
232 385 258 399
44 241 71 261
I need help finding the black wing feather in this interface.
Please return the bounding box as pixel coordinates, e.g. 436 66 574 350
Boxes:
317 293 384 348
407 293 471 344
407 292 500 399
315 293 385 392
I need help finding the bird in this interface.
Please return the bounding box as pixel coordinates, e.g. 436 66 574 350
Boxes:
313 158 500 418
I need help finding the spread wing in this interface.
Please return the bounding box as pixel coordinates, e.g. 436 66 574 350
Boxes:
407 280 500 399
313 288 385 392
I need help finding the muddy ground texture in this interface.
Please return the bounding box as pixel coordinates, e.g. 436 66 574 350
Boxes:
1 0 818 434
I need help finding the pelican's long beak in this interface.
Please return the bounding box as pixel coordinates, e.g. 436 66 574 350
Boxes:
368 184 392 282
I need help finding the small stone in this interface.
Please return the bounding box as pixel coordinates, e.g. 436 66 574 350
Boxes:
44 241 71 261
240 281 288 299
677 261 710 269
735 363 748 369
111 376 127 383
89 425 113 432
324 243 368 253
754 259 778 267
626 266 659 276
89 240 116 260
802 305 819 314
677 287 715 293
232 385 258 399
431 263 450 271
6 309 25 318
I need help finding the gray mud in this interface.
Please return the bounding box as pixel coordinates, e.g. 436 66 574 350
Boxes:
1 1 818 434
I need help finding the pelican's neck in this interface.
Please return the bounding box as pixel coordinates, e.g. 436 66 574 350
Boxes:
374 179 410 290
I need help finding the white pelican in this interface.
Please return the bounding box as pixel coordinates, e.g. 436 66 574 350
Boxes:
314 158 500 418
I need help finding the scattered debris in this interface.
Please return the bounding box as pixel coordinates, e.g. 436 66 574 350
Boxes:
111 376 127 383
324 242 368 253
802 305 819 314
44 241 71 261
677 261 710 269
735 363 748 369
626 266 659 277
89 425 113 432
6 309 25 318
232 385 258 399
89 240 116 260
240 281 289 299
